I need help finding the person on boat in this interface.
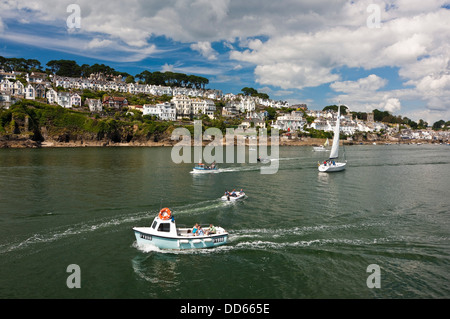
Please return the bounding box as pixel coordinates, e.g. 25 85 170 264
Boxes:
231 189 236 197
323 160 327 166
240 189 244 195
197 226 205 236
205 224 216 235
211 161 216 169
192 223 199 236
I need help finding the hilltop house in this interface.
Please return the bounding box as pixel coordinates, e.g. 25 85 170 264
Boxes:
102 96 128 109
70 93 82 107
46 88 58 104
85 98 103 112
271 111 306 132
24 83 35 100
11 80 24 96
32 83 46 99
222 102 239 118
143 102 176 121
172 95 192 119
57 92 71 108
191 98 216 119
0 92 12 108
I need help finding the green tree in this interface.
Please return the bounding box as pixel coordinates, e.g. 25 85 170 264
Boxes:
125 75 135 84
46 60 81 77
241 87 258 96
266 107 277 121
323 105 348 115
432 120 445 130
417 119 428 129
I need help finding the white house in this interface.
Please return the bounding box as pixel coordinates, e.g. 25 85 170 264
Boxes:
203 99 216 119
57 92 71 108
238 96 256 112
271 111 306 131
12 80 24 96
24 83 35 100
46 88 58 104
86 98 103 112
143 102 176 121
70 93 82 107
0 92 12 108
172 95 192 119
0 79 12 92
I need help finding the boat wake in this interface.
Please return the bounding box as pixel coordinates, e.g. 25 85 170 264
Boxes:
0 199 234 255
0 212 150 255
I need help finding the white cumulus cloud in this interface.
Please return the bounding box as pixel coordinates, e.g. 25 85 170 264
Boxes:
190 41 218 60
1 0 449 122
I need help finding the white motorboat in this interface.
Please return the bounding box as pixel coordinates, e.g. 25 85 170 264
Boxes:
313 138 329 152
318 105 347 172
133 208 228 250
191 162 219 174
221 190 246 201
257 157 271 164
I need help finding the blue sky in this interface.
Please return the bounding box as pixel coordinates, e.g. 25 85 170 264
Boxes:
1 0 449 123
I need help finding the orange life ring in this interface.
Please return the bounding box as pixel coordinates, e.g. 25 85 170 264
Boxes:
159 208 172 220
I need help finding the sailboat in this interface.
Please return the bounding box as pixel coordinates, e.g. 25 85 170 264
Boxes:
318 105 346 172
313 138 329 151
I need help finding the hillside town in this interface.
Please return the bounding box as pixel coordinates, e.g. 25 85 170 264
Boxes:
1 69 449 144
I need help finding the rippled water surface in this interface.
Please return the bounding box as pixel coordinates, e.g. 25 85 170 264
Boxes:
0 144 449 298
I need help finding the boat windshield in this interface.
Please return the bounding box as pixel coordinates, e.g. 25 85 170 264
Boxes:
157 223 171 232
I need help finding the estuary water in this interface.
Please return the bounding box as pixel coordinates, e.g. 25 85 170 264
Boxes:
0 144 449 299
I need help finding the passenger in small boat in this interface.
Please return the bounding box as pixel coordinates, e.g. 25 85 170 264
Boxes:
231 189 236 197
197 226 205 236
205 224 216 235
192 223 199 236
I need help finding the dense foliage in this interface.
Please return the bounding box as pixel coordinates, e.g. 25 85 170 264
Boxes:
0 100 174 142
135 70 209 89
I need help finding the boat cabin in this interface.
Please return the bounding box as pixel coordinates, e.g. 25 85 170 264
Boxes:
150 215 179 237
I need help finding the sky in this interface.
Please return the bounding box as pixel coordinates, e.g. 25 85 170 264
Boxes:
0 0 449 124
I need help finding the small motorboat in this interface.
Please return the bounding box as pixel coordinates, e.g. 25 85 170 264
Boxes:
191 162 219 173
133 208 228 250
221 190 246 201
257 157 270 164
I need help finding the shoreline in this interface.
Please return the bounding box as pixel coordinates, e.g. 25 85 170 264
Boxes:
0 136 439 149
